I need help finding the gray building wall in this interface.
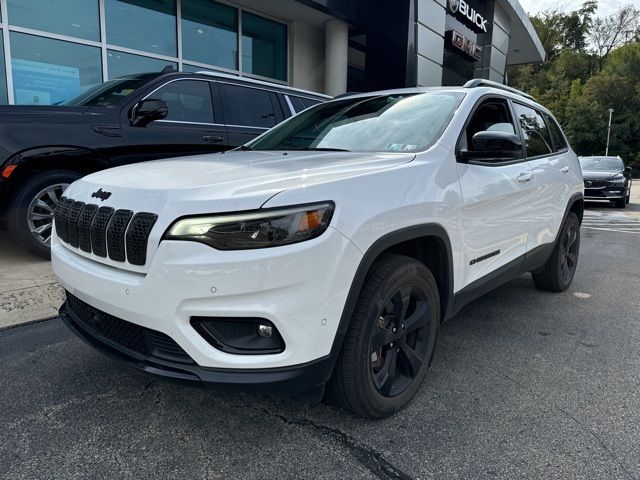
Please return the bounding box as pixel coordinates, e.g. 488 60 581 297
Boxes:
414 0 516 86
415 0 446 86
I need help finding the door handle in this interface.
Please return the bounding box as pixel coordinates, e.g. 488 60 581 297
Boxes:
202 135 224 143
516 172 533 183
560 166 570 173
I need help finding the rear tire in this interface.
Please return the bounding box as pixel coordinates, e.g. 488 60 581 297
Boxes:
532 212 580 292
327 254 440 418
7 170 81 259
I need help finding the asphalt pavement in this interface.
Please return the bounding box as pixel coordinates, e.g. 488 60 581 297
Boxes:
1 201 640 480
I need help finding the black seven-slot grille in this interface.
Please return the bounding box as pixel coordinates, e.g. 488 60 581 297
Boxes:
54 197 157 266
66 292 194 364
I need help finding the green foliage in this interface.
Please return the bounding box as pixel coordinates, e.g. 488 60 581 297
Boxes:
508 3 640 166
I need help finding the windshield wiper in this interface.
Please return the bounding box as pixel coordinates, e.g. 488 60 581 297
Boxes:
291 147 351 152
233 145 253 151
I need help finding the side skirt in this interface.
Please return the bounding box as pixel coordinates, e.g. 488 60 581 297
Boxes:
450 242 555 318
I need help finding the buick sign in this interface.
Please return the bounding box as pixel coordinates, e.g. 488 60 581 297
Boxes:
448 0 488 32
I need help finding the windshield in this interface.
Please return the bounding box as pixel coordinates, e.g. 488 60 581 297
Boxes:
63 75 156 107
249 91 464 153
579 156 623 172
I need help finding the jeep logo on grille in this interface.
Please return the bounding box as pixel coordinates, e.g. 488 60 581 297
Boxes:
91 188 112 201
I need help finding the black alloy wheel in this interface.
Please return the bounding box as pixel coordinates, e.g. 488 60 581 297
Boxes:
532 212 580 292
370 285 431 397
559 219 579 285
328 254 440 418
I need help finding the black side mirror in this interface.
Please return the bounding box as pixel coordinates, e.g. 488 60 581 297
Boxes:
459 130 523 163
625 166 632 173
131 99 168 127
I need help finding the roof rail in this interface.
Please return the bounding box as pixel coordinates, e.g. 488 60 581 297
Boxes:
193 70 331 99
463 79 535 101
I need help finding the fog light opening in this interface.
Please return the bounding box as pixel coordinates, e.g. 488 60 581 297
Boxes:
191 317 285 355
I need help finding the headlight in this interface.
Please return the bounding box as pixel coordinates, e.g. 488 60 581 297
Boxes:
607 174 626 187
163 202 334 250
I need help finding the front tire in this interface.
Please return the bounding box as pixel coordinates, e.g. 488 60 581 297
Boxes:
328 254 440 418
614 196 626 208
532 212 580 292
7 170 81 259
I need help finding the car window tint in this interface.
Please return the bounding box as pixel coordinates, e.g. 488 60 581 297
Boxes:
301 98 321 109
288 95 306 113
514 104 553 157
225 85 276 127
544 113 568 151
460 99 517 152
153 80 214 124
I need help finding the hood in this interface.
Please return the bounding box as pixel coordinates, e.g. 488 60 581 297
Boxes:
66 150 415 212
582 170 623 180
61 150 414 273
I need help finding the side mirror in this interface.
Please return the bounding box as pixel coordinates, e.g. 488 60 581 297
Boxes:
625 166 632 173
459 130 523 163
131 99 168 127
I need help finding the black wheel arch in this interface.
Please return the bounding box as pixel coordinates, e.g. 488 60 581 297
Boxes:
1 145 108 187
328 224 454 367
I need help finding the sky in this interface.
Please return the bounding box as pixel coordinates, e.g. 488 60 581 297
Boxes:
518 0 638 18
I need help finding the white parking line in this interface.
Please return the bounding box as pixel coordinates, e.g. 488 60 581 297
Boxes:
582 226 640 234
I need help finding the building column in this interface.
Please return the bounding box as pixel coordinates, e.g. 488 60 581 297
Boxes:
324 19 348 96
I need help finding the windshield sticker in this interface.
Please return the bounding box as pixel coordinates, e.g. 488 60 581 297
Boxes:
385 143 418 151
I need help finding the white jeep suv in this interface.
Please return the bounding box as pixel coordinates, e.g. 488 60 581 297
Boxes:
52 80 584 418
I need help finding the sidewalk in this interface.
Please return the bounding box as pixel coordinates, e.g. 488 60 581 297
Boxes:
0 231 64 329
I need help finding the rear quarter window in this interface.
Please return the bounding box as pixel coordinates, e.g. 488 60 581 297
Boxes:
544 113 568 151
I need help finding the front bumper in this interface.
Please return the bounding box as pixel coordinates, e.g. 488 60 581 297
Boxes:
584 187 626 200
60 298 334 394
52 226 362 371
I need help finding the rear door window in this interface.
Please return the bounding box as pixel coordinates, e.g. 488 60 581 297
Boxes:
513 103 554 157
222 84 278 128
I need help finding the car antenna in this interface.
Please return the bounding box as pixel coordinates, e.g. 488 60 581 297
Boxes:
161 65 176 73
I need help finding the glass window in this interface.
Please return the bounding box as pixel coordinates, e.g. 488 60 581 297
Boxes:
107 50 176 79
65 74 157 106
182 0 237 70
0 31 7 104
10 32 102 105
288 95 305 113
225 85 277 128
151 80 214 123
461 99 517 152
105 0 177 57
544 113 568 151
181 64 219 74
241 12 287 81
579 157 624 171
301 98 321 109
250 92 465 153
8 0 99 41
514 104 554 157
288 96 322 113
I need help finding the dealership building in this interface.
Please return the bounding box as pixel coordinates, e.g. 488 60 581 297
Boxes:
0 0 544 104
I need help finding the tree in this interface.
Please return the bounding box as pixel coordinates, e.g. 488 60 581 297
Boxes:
508 3 640 167
591 4 640 69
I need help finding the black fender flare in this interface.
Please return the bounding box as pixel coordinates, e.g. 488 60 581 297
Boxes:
1 145 109 176
327 224 454 365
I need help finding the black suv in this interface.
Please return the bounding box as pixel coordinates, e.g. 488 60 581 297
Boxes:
579 156 633 208
0 70 328 258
